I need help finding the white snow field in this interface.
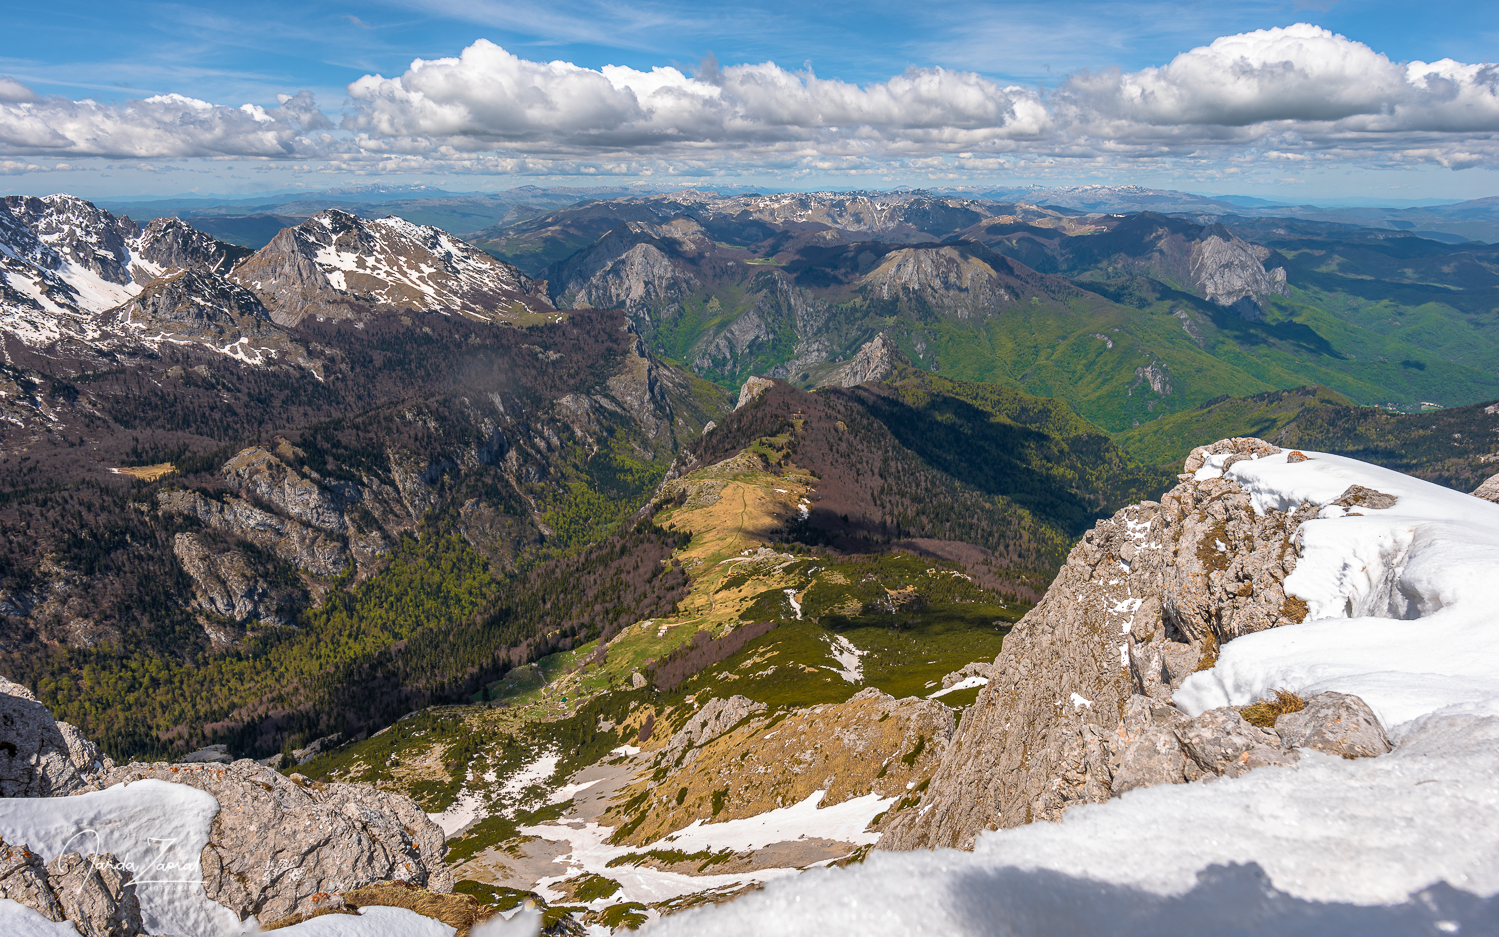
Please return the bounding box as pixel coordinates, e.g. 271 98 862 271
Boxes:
644 451 1499 935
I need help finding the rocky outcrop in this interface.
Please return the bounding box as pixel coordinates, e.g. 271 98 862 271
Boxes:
221 446 348 534
940 661 992 689
818 333 909 388
736 375 774 410
1 676 112 797
41 852 142 937
653 695 767 767
879 436 1372 851
158 489 350 578
1 840 142 937
1190 232 1287 320
112 268 305 367
171 533 296 636
1275 691 1392 758
83 760 452 928
1473 471 1499 503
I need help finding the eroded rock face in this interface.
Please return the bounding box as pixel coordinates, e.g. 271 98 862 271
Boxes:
819 333 909 389
158 489 350 578
45 852 142 937
0 842 142 937
736 375 774 410
0 676 112 797
1190 232 1287 319
878 437 1353 851
83 760 451 927
171 532 295 635
654 695 767 767
0 838 65 920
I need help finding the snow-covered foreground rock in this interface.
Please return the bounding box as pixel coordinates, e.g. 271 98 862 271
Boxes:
650 442 1499 933
1176 449 1499 725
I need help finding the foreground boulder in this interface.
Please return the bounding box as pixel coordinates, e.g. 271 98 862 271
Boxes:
0 676 112 797
82 760 452 927
0 838 142 936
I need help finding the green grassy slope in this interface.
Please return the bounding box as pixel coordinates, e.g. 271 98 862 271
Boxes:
1110 386 1499 492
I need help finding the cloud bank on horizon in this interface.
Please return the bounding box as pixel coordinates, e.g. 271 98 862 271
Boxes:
2 24 1496 181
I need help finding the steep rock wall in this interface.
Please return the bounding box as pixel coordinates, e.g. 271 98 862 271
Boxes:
879 437 1318 850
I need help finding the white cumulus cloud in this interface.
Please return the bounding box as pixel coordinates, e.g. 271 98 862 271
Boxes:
1060 24 1499 141
344 39 1048 153
0 86 331 159
0 26 1495 175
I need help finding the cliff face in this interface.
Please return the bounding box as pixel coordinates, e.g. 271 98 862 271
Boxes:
817 333 909 388
878 437 1352 850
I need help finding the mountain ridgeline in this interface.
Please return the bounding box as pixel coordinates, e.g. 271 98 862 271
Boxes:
0 189 1495 764
481 190 1499 429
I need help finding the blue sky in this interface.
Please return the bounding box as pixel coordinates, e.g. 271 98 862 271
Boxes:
2 0 1497 200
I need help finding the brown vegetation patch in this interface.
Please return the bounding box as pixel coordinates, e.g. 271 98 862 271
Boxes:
604 691 950 846
112 462 175 481
1281 595 1310 624
342 881 498 936
260 906 359 931
1241 689 1306 728
1195 521 1232 573
1193 630 1220 672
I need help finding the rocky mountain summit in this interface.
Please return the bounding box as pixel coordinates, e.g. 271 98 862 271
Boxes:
231 209 552 326
1 196 551 370
880 437 1397 850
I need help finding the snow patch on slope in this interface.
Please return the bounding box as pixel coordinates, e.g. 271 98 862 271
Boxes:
647 710 1499 935
522 790 891 906
823 634 865 683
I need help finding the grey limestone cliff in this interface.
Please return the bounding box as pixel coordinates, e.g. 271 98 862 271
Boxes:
82 760 451 927
817 332 909 388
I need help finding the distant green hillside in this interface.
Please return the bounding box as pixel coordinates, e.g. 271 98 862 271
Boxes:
1112 385 1499 492
1113 386 1356 466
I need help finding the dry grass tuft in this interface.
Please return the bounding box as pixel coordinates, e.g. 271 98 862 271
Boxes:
343 881 498 936
1280 595 1309 623
1241 689 1306 728
260 906 359 931
1193 630 1220 672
